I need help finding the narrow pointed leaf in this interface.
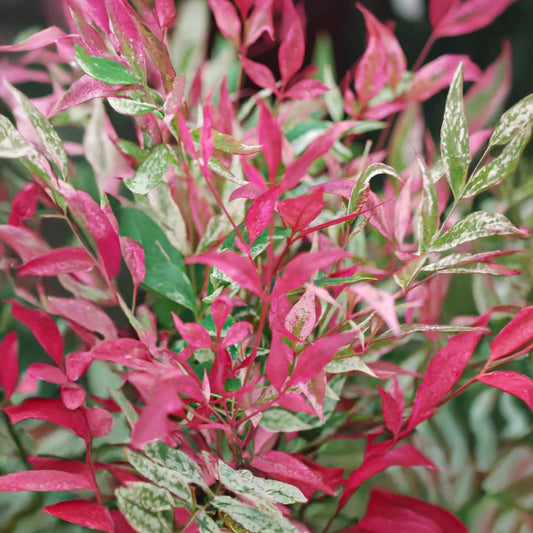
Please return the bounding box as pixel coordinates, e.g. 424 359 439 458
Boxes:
279 20 305 84
208 0 242 45
417 158 439 252
278 187 324 234
489 306 533 363
489 94 533 146
18 247 95 276
241 56 277 92
44 501 114 532
0 470 93 492
246 186 281 243
125 145 174 195
477 371 533 411
0 332 19 401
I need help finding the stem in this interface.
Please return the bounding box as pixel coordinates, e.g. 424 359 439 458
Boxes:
413 33 436 71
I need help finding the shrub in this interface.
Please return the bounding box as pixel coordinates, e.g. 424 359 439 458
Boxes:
0 0 532 531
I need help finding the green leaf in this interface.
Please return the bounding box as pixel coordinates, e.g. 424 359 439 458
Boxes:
196 511 222 533
108 97 159 116
127 450 192 505
190 128 261 155
489 94 533 146
0 115 34 158
429 212 527 252
116 482 174 533
325 356 377 376
118 208 197 313
463 124 532 198
313 274 376 288
110 388 139 427
218 461 307 505
144 442 209 490
125 144 175 195
212 496 299 533
5 83 68 179
441 63 470 198
417 158 439 252
207 157 246 184
75 44 140 85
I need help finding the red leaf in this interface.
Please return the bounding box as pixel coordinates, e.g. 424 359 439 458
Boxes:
258 102 282 181
18 247 95 277
0 470 93 492
61 188 121 279
290 332 354 386
278 20 305 85
245 186 281 242
0 332 19 401
278 187 324 234
44 500 114 532
489 306 533 364
177 113 198 160
208 0 242 45
27 363 67 385
8 183 40 226
241 56 277 92
0 224 49 262
11 301 63 366
477 371 533 411
377 385 402 437
222 321 252 348
357 488 468 533
48 296 118 340
429 0 458 29
61 384 87 410
433 0 517 38
340 445 436 509
185 251 262 296
172 313 213 348
283 78 329 100
408 55 481 102
120 236 146 289
85 407 114 437
408 318 488 430
266 333 292 391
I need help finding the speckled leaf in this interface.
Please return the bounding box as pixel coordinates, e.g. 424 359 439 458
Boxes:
325 356 378 376
0 115 34 158
125 145 174 195
127 450 192 505
218 461 307 505
417 157 439 252
75 44 140 85
441 64 470 198
464 123 532 198
108 97 158 116
489 94 533 146
196 511 221 532
429 212 527 252
116 482 174 533
212 495 299 533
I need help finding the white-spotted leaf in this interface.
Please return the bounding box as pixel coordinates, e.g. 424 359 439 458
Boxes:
125 145 174 195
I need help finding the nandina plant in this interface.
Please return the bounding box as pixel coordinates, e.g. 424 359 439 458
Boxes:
0 0 532 531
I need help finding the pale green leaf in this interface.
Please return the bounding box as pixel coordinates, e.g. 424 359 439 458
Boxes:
393 254 428 291
207 157 246 184
218 461 307 505
417 157 439 252
212 495 299 533
429 212 527 252
75 44 140 85
325 356 377 376
108 97 159 116
110 389 139 427
441 63 470 198
125 144 174 195
196 511 222 533
489 94 533 146
464 124 532 198
0 115 34 158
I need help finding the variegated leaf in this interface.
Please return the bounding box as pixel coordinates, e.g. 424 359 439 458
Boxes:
125 145 174 195
417 158 439 252
489 93 533 146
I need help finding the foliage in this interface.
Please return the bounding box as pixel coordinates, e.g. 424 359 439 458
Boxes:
0 0 532 531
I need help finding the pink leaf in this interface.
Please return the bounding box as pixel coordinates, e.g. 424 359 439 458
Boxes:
477 371 533 411
8 183 40 226
407 55 481 102
0 332 19 401
433 0 517 38
278 187 324 234
340 445 436 509
200 104 214 169
222 321 253 348
241 56 277 92
266 333 292 391
208 0 242 45
172 313 213 348
278 20 305 85
48 296 117 340
357 488 468 532
0 224 49 262
177 113 198 160
18 247 95 277
244 0 274 47
283 78 329 100
350 284 401 336
85 407 114 437
185 251 262 296
408 318 488 430
377 385 403 437
258 101 282 181
0 26 71 53
285 288 316 340
0 470 93 493
11 301 63 366
489 307 533 364
61 384 87 410
245 186 281 242
120 236 146 288
290 332 354 385
275 250 350 295
27 363 68 385
44 500 114 532
154 0 176 30
429 0 458 29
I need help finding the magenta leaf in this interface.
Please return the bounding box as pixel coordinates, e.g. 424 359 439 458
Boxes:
340 444 436 509
208 0 242 45
266 333 292 391
222 321 253 348
245 186 281 242
0 332 19 401
85 407 114 437
241 56 277 92
278 20 305 85
377 385 403 437
0 26 71 53
48 296 118 340
120 236 146 289
258 101 282 181
477 371 533 411
11 301 64 366
185 251 262 296
0 470 93 493
283 79 329 100
0 224 49 262
489 306 533 364
278 187 325 234
27 363 68 385
44 500 114 532
154 0 176 30
429 0 458 29
17 247 95 277
8 183 40 226
358 488 468 532
433 0 517 38
172 313 213 348
200 104 214 170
